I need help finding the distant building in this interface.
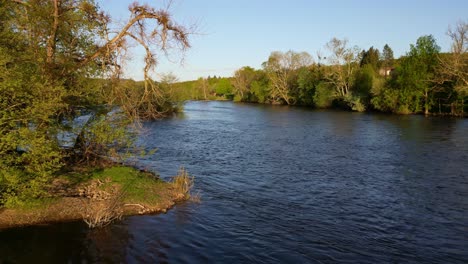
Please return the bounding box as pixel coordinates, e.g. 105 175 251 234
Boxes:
379 67 394 77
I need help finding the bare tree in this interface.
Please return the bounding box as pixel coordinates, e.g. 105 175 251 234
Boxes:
10 0 194 119
437 21 468 115
90 3 192 119
324 38 360 97
439 21 468 91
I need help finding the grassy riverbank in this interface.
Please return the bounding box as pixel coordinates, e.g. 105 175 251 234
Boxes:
0 166 193 229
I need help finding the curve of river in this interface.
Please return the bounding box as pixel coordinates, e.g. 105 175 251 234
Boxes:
1 101 468 263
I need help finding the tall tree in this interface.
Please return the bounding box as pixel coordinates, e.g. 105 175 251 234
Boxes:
437 21 468 115
398 35 440 114
197 77 209 100
381 44 394 70
0 0 192 204
360 46 380 71
263 50 313 105
324 38 360 97
232 66 256 101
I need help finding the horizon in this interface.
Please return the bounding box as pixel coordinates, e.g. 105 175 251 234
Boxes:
100 0 468 82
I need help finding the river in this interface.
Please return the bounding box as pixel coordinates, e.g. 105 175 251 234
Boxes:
1 101 467 263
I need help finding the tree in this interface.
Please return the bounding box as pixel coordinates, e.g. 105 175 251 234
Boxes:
437 20 468 115
196 77 209 100
214 78 233 96
250 74 270 103
314 82 334 108
381 44 394 71
360 46 380 72
296 65 323 106
324 38 360 97
0 0 192 205
263 50 313 105
159 72 179 100
397 35 440 114
232 66 256 101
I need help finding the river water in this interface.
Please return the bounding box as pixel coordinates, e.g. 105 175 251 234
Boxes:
1 101 468 263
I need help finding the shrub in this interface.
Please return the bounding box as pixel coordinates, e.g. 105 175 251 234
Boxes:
172 167 194 199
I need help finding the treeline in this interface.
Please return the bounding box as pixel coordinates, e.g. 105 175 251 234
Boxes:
176 22 467 116
124 74 234 103
230 27 467 116
171 76 234 101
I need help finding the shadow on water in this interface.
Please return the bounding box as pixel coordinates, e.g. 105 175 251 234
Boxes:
0 220 134 263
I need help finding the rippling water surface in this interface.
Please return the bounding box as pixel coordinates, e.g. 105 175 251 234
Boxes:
1 101 468 263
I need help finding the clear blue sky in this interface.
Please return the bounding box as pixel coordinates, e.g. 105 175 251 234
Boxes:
99 0 467 81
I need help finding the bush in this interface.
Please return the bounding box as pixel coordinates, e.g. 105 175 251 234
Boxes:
314 82 334 108
344 94 366 112
172 167 194 199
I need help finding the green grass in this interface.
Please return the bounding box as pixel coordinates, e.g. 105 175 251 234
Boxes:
90 166 168 204
11 197 57 211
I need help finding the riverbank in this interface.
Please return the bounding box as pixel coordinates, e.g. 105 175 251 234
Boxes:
0 166 192 229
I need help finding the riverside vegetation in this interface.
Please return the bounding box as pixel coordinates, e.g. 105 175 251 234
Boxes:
0 1 196 228
173 22 467 117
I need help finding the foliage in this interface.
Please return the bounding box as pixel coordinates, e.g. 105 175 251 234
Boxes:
296 67 318 106
381 44 394 69
353 64 377 107
263 50 313 105
219 29 464 116
233 66 257 101
214 78 234 96
314 82 335 108
324 38 361 97
360 46 380 71
172 24 465 118
395 35 441 114
0 1 192 206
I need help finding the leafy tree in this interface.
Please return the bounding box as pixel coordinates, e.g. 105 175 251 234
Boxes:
360 46 380 72
232 66 256 101
296 65 323 106
381 44 395 70
314 82 334 108
263 50 313 105
0 0 192 205
214 78 233 96
353 64 376 107
397 35 440 114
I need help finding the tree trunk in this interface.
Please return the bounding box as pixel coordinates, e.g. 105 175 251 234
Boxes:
424 90 429 115
46 0 60 67
203 80 207 100
438 98 441 114
462 98 465 117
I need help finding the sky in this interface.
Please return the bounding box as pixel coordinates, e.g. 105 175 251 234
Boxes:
99 0 468 81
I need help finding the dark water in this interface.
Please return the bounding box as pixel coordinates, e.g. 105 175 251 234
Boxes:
1 101 468 263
